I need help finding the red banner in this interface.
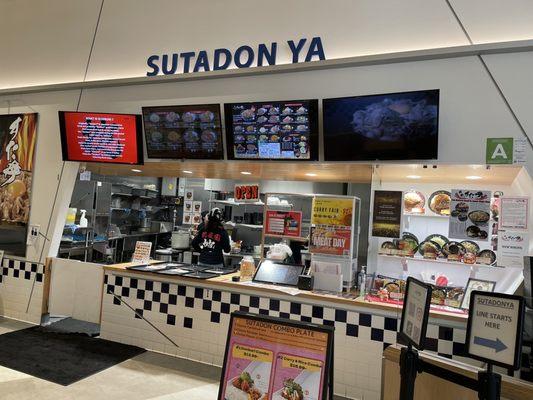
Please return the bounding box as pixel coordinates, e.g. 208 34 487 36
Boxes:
310 225 351 256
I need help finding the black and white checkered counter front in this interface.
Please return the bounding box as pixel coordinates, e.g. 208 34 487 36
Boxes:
100 265 473 400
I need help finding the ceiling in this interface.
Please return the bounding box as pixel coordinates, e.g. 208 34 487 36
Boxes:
86 162 525 186
375 164 523 185
86 161 374 183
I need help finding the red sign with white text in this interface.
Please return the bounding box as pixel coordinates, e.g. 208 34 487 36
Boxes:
265 210 302 237
60 112 142 164
234 184 260 202
310 225 352 256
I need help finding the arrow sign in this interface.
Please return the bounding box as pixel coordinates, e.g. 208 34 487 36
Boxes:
473 336 508 353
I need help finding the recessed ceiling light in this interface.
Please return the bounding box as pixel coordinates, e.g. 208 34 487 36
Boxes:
305 173 317 177
466 175 482 180
182 170 193 174
131 169 142 173
241 171 252 175
406 175 421 179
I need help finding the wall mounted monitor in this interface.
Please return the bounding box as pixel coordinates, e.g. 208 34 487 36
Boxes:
225 99 319 160
142 104 223 160
59 111 143 164
323 89 439 161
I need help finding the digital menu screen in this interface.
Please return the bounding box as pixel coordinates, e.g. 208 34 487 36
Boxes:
142 104 223 159
225 99 318 160
59 111 143 164
323 89 439 161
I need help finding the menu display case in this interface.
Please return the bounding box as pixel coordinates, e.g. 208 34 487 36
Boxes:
368 167 529 313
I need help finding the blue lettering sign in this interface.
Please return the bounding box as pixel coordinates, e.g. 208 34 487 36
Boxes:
146 37 325 76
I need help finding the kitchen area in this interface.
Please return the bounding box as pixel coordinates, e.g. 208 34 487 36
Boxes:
58 170 367 269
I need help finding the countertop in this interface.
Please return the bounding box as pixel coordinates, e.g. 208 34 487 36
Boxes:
103 260 468 324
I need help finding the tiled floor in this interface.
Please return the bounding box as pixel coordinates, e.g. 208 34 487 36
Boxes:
0 317 220 400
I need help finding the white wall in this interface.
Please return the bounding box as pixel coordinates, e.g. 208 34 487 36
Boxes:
0 0 102 89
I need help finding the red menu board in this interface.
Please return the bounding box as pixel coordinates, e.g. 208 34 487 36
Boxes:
265 210 302 237
219 312 334 400
59 111 143 164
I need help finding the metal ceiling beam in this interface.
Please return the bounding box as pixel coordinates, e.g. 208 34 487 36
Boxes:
1 38 533 96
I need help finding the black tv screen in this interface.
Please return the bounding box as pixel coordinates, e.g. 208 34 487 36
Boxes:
225 99 318 160
142 104 223 159
323 89 439 161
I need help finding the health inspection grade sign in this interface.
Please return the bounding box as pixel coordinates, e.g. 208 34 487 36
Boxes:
465 292 525 369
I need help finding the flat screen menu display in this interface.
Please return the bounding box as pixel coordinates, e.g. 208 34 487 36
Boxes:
225 99 318 160
59 111 143 164
323 89 439 161
142 104 223 159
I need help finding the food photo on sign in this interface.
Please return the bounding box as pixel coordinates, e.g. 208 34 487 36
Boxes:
0 113 38 256
448 189 491 241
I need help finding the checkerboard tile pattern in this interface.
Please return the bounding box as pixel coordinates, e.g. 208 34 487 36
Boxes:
101 273 470 399
0 257 46 324
103 273 467 356
0 258 44 282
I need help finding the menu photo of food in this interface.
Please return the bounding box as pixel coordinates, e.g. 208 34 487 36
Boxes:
223 344 272 400
448 189 491 241
271 354 323 400
225 100 317 160
142 104 223 159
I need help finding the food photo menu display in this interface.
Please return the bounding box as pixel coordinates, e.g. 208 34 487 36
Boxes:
142 104 223 159
219 313 333 400
225 100 318 160
59 111 143 164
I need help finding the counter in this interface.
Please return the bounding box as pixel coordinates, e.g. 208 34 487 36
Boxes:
100 261 473 400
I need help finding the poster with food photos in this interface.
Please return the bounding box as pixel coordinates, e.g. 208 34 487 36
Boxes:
0 113 38 257
219 313 333 400
448 189 491 241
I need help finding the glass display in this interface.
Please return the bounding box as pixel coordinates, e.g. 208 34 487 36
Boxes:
142 104 223 159
323 89 439 161
225 99 318 160
59 111 143 164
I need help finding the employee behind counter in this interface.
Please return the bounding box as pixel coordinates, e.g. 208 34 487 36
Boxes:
191 208 231 269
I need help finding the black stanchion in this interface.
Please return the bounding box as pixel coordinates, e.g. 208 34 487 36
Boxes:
399 344 422 400
478 364 501 400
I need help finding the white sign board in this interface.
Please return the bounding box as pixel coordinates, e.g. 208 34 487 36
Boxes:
499 197 529 230
466 292 524 369
497 231 528 268
400 278 431 349
131 241 152 264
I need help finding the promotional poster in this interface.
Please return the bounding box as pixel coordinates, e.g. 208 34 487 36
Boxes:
219 314 332 400
371 191 402 238
265 211 302 237
310 225 351 256
448 189 491 241
0 113 38 256
311 197 353 227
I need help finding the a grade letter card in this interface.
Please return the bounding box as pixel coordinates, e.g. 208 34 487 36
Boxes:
466 292 524 369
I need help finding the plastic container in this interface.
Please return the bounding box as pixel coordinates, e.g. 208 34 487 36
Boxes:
239 256 256 281
79 209 88 228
